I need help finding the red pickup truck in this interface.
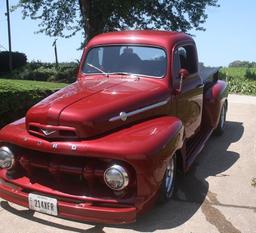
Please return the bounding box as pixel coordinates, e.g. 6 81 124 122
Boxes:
0 31 228 224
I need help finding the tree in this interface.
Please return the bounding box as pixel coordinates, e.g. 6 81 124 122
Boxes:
16 0 219 44
228 60 244 67
229 60 256 68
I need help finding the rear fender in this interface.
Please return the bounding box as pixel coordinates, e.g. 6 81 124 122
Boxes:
203 80 228 128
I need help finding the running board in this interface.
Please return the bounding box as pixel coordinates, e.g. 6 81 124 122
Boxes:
184 128 213 172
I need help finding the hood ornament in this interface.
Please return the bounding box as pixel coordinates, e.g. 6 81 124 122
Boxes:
41 129 56 136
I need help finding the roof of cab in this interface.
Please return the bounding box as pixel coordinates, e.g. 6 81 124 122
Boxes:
86 30 194 49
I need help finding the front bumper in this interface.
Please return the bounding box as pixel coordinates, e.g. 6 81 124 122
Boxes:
0 178 137 224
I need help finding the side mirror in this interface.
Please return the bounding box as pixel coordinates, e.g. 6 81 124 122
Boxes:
179 68 189 79
175 69 189 94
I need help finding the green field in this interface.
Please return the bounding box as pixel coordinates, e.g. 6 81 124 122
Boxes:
220 67 256 95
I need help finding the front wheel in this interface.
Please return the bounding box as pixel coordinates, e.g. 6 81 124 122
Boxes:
158 154 177 203
214 101 227 136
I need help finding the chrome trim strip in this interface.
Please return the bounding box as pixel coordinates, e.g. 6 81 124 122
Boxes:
109 98 170 122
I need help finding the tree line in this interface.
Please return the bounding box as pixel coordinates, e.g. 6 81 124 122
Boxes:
229 60 256 68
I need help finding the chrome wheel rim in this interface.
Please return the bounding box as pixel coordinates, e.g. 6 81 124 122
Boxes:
165 158 174 195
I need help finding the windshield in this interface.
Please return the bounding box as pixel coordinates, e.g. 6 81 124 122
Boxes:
82 45 167 78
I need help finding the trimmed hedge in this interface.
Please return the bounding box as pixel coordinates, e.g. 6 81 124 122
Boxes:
5 62 78 83
0 51 27 72
0 79 66 127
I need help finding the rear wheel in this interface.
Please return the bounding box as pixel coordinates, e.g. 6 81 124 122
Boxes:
158 154 177 203
214 101 227 136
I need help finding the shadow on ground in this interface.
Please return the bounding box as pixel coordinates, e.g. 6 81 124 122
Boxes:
123 121 243 232
0 121 244 233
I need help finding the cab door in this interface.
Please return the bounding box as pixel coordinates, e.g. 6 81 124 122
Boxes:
172 43 203 139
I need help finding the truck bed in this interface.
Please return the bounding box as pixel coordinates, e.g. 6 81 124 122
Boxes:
199 67 221 84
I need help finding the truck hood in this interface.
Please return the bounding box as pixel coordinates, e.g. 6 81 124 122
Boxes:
26 75 170 139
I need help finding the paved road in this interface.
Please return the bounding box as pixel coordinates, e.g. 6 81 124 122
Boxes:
0 94 255 233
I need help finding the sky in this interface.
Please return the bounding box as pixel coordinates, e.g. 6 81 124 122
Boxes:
0 0 256 67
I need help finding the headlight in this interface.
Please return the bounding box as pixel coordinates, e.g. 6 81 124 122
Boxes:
104 165 129 190
0 146 15 169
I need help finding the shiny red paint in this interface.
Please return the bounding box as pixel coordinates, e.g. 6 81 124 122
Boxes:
0 30 228 224
0 176 137 224
204 80 228 129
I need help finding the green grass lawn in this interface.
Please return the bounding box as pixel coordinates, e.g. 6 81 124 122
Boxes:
0 78 66 92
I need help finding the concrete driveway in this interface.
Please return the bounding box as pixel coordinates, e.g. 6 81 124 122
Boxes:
0 94 255 233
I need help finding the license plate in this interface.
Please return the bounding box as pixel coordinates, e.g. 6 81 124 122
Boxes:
28 193 58 216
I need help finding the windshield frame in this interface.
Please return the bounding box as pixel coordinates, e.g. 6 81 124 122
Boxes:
81 44 168 79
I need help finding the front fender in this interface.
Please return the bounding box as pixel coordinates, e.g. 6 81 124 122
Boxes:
125 116 184 208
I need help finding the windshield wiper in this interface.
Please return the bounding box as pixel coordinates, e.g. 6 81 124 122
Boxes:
86 63 108 76
85 66 139 79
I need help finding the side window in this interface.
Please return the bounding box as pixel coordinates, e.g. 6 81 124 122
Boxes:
177 45 198 74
